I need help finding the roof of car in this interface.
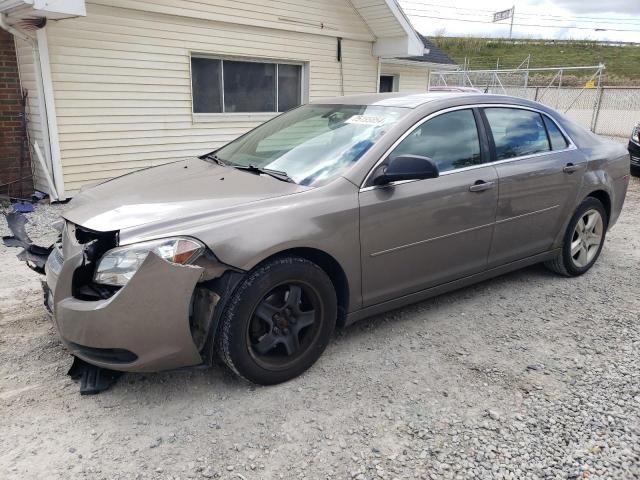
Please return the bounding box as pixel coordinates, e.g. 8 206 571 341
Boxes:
312 92 479 108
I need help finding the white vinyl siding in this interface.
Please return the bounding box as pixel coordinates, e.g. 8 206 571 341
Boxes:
381 64 429 93
45 2 379 194
14 36 50 194
94 0 375 41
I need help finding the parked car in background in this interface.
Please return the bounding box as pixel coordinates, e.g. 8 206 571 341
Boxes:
13 93 630 387
629 122 640 176
428 86 483 93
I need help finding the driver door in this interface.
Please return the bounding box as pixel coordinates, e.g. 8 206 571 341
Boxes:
359 108 498 307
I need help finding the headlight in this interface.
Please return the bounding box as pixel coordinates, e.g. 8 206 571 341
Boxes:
93 237 205 286
633 125 640 143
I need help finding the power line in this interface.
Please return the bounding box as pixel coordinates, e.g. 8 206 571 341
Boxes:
401 11 640 33
400 1 640 25
404 7 640 26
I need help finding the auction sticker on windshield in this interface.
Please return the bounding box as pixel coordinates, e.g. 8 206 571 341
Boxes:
345 115 387 126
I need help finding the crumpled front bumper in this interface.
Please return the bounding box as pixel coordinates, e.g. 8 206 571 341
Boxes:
46 249 205 373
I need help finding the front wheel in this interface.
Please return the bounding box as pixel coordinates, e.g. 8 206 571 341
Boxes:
217 256 337 385
545 197 608 277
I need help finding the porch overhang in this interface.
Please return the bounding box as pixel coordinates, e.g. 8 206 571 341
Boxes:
351 0 424 57
381 57 460 69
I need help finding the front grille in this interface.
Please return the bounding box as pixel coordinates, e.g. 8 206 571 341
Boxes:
631 155 640 166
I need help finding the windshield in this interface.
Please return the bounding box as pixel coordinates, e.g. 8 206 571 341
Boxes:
215 104 408 185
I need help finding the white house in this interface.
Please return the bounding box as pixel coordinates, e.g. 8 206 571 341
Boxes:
0 0 452 199
380 34 457 93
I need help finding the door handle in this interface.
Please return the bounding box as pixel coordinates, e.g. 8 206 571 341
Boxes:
563 163 580 173
469 180 495 192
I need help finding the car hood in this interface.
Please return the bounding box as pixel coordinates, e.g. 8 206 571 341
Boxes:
63 158 308 232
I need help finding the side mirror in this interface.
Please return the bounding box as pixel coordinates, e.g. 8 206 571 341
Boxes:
372 155 439 186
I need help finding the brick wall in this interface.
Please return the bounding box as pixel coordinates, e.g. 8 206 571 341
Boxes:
0 28 31 198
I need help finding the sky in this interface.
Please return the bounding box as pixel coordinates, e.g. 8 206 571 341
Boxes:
398 0 640 43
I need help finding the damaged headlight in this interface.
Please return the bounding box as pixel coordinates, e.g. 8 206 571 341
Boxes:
93 237 205 286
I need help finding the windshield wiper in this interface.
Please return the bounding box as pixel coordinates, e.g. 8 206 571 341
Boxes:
233 165 296 183
201 152 227 167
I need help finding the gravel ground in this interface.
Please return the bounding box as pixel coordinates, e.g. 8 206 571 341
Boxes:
0 178 639 480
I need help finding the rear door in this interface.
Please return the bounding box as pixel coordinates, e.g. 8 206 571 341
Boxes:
359 108 498 307
482 107 586 267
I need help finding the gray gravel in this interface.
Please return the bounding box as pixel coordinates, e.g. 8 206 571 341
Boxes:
0 178 639 480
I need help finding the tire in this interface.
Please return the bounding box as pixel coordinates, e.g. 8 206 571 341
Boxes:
544 197 608 277
217 256 337 385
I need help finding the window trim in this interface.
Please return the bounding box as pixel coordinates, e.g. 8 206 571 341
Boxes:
189 53 309 120
360 103 576 191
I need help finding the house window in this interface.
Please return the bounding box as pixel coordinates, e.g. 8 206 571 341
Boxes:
379 75 397 93
191 57 303 114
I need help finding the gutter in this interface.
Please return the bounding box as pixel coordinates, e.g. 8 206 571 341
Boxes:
0 14 65 201
0 13 28 41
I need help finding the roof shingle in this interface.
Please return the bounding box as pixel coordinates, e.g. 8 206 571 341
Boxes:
398 34 456 65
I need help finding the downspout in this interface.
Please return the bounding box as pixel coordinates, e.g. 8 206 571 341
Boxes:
34 27 65 200
0 14 64 200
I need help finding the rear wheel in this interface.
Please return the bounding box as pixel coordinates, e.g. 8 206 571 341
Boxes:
217 256 336 385
545 197 608 277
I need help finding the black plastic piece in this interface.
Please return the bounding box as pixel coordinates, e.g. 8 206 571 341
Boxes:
2 212 52 274
67 356 123 395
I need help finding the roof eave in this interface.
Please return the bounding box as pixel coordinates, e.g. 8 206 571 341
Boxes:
0 0 85 20
352 0 424 57
381 57 459 68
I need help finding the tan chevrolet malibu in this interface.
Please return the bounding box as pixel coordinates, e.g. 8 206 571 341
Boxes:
15 93 631 388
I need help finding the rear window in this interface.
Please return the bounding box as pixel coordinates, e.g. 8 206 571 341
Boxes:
543 116 569 150
484 108 550 160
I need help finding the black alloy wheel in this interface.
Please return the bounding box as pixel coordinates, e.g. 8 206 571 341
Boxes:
217 256 337 385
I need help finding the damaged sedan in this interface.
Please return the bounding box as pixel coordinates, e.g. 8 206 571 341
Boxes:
4 93 630 390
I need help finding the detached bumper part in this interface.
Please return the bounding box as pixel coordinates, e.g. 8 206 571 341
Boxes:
2 212 52 273
53 252 205 372
67 356 122 395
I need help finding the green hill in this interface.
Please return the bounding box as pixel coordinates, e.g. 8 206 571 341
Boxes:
429 37 640 86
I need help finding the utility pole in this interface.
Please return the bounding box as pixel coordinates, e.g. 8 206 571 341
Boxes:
509 5 515 39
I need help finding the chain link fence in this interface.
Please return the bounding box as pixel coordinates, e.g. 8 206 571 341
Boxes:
429 67 638 141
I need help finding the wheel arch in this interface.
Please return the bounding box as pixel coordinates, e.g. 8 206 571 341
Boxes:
585 189 611 225
261 247 350 327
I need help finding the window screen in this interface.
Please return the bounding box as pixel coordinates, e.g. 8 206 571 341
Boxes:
390 109 482 173
223 61 275 112
543 116 569 150
191 57 302 114
277 64 302 112
191 58 222 113
484 108 551 160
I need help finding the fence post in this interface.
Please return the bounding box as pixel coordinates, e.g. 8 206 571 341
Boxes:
591 86 604 133
534 87 539 102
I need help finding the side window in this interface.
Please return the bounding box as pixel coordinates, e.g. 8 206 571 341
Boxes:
543 116 569 150
484 108 550 160
390 109 481 173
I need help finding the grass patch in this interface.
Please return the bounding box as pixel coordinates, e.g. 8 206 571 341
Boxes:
429 37 640 86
